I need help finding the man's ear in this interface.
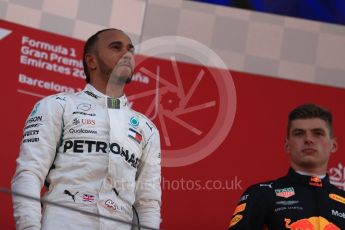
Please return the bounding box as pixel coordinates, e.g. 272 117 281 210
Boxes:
330 138 338 153
85 53 97 70
284 138 290 153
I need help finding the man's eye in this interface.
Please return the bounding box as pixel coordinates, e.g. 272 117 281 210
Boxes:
314 132 324 136
293 132 303 136
111 45 122 50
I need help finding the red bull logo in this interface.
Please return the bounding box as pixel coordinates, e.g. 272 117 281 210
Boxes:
310 177 321 183
309 176 323 187
284 217 340 230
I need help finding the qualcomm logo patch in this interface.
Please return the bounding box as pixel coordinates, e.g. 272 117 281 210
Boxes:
0 28 12 40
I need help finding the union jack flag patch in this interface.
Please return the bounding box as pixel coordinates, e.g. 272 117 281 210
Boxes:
82 194 95 202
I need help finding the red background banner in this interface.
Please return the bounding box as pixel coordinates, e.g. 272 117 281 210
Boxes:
1 20 344 229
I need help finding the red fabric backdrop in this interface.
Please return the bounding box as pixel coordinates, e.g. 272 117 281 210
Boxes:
1 19 344 229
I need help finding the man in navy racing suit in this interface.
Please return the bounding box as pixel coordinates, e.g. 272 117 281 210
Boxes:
12 29 162 230
228 104 345 229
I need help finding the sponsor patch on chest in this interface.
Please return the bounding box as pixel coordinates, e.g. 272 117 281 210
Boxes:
128 128 142 144
275 187 295 198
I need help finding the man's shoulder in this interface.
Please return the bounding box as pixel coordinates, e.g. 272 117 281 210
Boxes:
247 179 277 192
245 175 290 194
41 90 84 104
37 92 69 104
130 110 159 133
43 89 82 99
235 179 278 205
328 183 345 196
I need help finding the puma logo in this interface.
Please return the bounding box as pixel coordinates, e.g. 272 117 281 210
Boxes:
64 190 79 202
260 183 273 189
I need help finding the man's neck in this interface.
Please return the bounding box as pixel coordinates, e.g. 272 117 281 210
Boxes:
106 83 124 98
291 164 327 178
295 170 326 179
90 79 124 98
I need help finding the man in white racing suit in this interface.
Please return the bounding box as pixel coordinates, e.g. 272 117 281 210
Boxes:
12 29 161 230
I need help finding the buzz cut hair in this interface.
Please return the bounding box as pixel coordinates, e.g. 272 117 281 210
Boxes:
287 103 333 137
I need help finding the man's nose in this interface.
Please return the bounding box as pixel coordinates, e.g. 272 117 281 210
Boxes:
304 132 314 144
121 50 134 60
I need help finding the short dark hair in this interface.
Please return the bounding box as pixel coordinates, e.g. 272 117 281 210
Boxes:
82 28 117 83
287 103 333 137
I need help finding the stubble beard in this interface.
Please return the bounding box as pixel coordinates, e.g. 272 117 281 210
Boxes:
98 58 132 85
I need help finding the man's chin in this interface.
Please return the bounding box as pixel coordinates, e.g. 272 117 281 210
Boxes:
112 69 132 81
108 74 131 85
114 66 133 76
298 159 321 169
